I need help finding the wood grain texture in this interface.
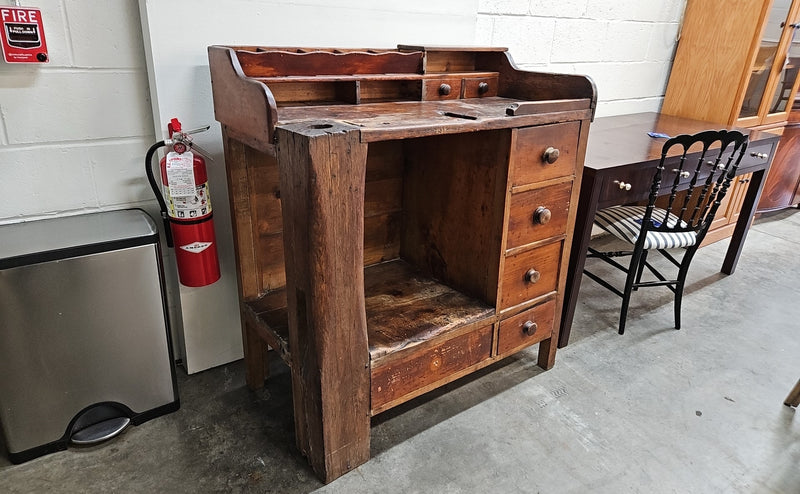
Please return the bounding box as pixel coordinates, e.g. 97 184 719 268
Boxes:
208 46 277 152
364 260 494 360
509 122 581 186
758 122 800 210
660 0 764 124
500 241 562 310
234 49 423 77
497 298 556 356
506 181 573 250
401 130 510 304
276 122 370 483
370 323 493 413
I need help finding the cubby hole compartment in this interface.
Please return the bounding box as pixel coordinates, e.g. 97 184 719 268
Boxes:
242 130 512 410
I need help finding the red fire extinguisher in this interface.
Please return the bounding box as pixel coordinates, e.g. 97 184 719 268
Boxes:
146 118 220 287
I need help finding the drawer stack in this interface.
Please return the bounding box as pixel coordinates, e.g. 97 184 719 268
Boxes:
497 121 581 357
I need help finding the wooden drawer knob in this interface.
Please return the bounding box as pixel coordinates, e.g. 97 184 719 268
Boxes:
533 206 552 225
525 268 541 284
439 83 451 96
523 320 538 335
542 147 560 164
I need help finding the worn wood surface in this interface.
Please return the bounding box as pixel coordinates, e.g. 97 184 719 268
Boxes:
370 323 493 414
364 260 494 360
276 122 370 483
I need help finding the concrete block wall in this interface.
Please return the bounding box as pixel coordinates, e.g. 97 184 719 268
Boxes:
0 0 153 224
475 0 687 116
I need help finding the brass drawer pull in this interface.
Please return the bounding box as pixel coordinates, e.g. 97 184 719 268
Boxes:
439 83 451 96
525 268 541 284
750 151 768 159
523 320 538 335
542 147 560 164
613 180 632 191
672 169 691 178
533 206 552 225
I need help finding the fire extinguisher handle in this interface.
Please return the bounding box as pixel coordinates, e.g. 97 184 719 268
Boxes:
145 140 174 247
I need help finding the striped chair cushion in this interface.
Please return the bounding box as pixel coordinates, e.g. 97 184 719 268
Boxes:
594 205 696 250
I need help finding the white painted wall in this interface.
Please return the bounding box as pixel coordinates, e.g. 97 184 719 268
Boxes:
1 0 687 373
476 0 687 116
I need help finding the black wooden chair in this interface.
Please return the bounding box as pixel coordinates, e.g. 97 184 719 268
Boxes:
584 129 749 334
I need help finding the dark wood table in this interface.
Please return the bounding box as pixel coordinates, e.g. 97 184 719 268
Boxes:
557 112 780 347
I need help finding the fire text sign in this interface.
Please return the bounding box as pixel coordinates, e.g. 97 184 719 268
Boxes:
1 6 48 63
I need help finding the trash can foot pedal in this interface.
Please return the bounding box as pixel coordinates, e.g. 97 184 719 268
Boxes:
70 417 130 445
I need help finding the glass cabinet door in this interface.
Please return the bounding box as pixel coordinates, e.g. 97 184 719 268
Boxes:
766 23 800 116
738 0 794 120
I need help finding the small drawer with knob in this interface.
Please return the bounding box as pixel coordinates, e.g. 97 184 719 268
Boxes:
497 298 556 356
422 78 462 100
462 76 498 98
506 181 573 249
509 121 580 186
500 240 562 310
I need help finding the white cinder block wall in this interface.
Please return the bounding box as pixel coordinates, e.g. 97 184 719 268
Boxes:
475 0 687 117
0 0 154 223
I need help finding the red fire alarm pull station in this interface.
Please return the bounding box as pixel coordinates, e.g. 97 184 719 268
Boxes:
1 5 48 63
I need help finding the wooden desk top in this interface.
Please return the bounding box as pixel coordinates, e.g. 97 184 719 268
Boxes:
586 112 780 171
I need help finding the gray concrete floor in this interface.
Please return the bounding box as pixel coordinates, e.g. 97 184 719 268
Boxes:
1 210 798 493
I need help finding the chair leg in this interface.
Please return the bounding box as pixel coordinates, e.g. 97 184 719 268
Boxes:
633 250 648 290
674 249 696 330
619 249 644 335
785 379 800 407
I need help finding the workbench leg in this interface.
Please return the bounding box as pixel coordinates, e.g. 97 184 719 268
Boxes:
786 379 800 408
276 122 371 483
241 314 269 390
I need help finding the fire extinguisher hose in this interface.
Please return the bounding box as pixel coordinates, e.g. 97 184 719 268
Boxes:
145 140 174 247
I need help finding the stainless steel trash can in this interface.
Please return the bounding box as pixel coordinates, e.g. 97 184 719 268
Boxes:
0 209 179 463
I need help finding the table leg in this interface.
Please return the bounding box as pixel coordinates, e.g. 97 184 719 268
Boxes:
558 172 602 348
723 168 766 274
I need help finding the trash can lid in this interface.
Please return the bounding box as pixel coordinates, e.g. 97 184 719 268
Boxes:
0 209 159 269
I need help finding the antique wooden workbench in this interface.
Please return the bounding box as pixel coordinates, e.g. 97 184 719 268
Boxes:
208 44 595 482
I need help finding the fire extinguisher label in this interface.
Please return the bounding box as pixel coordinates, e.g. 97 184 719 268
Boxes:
165 151 196 197
167 182 213 219
179 241 213 254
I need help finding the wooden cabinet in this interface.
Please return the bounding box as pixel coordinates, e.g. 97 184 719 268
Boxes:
663 0 800 221
208 45 594 482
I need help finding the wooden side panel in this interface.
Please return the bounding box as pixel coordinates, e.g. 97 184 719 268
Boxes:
208 46 277 152
243 146 286 293
364 140 404 266
759 123 800 210
661 0 765 124
401 130 510 303
276 122 370 483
